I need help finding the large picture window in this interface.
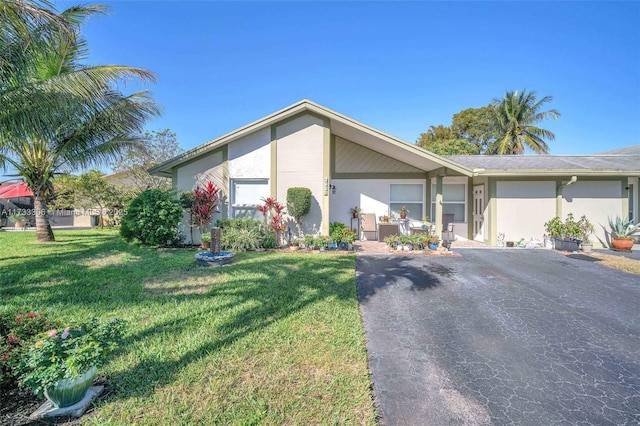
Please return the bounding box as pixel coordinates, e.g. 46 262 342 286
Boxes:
431 182 466 223
231 179 269 219
390 183 423 220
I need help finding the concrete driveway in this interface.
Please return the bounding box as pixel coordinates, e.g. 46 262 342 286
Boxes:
357 250 640 425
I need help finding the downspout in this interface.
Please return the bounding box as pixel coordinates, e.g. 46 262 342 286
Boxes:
556 176 577 218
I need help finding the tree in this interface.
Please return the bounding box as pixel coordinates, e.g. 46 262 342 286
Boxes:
451 106 497 153
0 1 159 242
111 129 182 192
286 187 312 237
416 125 479 155
487 90 560 155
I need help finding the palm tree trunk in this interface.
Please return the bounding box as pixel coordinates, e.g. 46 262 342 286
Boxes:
34 196 55 242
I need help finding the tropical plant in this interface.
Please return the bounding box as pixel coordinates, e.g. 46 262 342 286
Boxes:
286 187 311 238
303 234 315 249
17 318 125 397
220 228 261 252
200 233 211 243
428 235 440 245
400 205 408 216
578 215 595 244
1 311 60 388
350 206 362 216
258 197 286 247
0 1 159 242
544 216 564 237
607 216 640 238
487 89 560 155
544 214 582 239
260 233 277 249
120 189 183 246
191 181 221 236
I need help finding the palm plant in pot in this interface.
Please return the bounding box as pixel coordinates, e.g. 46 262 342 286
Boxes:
18 318 125 408
578 215 595 253
607 216 640 252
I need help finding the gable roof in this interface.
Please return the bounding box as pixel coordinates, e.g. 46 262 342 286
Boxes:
149 99 473 177
446 154 640 176
597 144 640 156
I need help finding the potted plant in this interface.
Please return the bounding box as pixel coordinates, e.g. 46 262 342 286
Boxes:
399 206 408 219
303 235 315 250
289 238 300 251
607 216 640 252
200 232 211 249
18 318 125 408
9 214 26 228
383 235 400 251
544 214 581 252
350 206 362 218
578 215 595 253
427 235 440 250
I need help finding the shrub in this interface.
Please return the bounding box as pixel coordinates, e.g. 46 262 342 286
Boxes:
120 189 183 246
261 233 277 249
216 218 264 233
286 187 312 237
217 218 265 251
1 312 59 389
329 222 349 235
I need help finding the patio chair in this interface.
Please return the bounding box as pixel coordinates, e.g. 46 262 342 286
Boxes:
360 213 377 241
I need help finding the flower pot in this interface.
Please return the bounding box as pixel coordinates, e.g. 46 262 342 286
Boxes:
428 242 438 250
400 214 406 219
581 243 593 253
44 365 97 408
289 245 299 251
611 237 633 252
352 213 359 218
201 241 210 249
554 237 579 252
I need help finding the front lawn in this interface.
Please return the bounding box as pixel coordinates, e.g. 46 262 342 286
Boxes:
0 230 375 425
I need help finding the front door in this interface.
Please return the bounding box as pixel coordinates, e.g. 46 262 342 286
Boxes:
473 185 485 242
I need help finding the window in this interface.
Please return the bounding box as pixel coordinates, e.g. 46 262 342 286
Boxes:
431 182 466 223
390 183 423 220
231 179 269 219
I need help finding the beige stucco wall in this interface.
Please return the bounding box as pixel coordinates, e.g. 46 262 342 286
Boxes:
496 181 556 242
275 114 325 235
175 151 224 192
228 128 270 179
561 180 622 246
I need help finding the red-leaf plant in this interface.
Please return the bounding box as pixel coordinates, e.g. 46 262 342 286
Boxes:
259 197 287 245
191 181 221 235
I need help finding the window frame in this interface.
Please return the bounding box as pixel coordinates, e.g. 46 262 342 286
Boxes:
230 178 270 218
389 183 425 220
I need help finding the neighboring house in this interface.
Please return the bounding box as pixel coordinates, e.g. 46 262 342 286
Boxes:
149 100 640 247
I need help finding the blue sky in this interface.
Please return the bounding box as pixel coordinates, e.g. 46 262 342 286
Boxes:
61 1 639 155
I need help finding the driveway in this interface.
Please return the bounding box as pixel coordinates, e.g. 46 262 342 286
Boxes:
357 250 640 425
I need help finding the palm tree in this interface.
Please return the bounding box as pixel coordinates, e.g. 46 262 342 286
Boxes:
487 89 560 155
0 1 159 242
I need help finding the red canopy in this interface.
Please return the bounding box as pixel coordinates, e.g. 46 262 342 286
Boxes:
0 182 33 199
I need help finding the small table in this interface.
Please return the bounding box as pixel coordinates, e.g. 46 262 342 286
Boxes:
378 223 400 242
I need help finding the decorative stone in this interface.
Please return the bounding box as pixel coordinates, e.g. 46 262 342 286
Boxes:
29 385 103 419
195 250 234 267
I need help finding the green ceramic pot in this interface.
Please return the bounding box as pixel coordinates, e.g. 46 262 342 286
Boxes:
44 365 97 408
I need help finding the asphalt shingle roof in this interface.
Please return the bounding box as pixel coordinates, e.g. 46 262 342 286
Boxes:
444 154 640 172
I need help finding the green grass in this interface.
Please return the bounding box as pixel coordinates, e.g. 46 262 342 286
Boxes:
0 230 376 425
